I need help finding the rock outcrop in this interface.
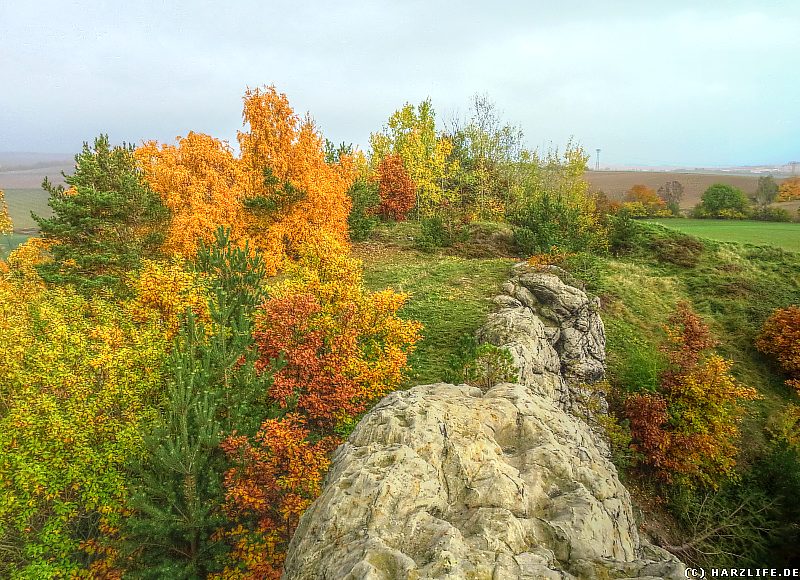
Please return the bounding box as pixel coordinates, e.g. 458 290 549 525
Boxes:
478 265 607 416
283 265 684 579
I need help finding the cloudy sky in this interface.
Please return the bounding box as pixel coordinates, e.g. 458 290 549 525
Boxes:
1 1 798 167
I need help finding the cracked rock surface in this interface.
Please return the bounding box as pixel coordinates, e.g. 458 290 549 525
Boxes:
283 267 684 579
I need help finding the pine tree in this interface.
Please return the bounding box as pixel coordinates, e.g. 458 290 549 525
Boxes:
33 135 167 295
122 228 278 577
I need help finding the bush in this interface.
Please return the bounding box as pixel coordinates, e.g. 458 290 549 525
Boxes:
756 306 800 393
347 179 380 241
693 184 749 219
667 484 777 567
752 206 792 222
445 336 516 390
622 184 671 217
607 209 643 255
510 190 607 255
649 234 704 268
416 213 468 251
624 304 759 487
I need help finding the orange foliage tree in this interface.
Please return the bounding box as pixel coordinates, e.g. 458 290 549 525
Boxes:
757 305 800 393
253 238 422 429
778 177 800 201
376 154 416 221
135 132 245 257
135 86 355 271
215 416 334 579
238 86 354 272
626 304 759 487
622 184 669 217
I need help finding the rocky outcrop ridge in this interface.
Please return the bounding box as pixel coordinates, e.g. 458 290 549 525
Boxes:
283 265 684 579
478 265 606 416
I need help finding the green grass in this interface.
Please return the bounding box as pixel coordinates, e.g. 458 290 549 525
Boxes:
358 220 799 563
359 244 513 387
582 224 800 464
651 219 800 252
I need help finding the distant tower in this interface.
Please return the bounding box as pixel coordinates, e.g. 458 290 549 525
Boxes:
791 161 799 176
595 149 601 171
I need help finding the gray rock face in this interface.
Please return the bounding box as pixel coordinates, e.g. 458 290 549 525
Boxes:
510 264 606 385
284 384 682 579
283 268 684 579
479 264 607 416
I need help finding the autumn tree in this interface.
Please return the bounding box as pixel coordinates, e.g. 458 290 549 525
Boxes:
215 416 334 579
0 188 11 235
508 143 608 254
376 154 416 221
34 135 167 295
623 184 669 217
756 306 800 393
777 177 800 202
254 237 421 430
135 86 355 272
0 268 169 577
625 304 759 487
239 85 353 273
753 176 779 211
204 237 420 577
445 94 525 219
136 132 245 258
370 99 456 217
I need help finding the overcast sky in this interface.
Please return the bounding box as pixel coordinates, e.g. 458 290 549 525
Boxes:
1 1 798 167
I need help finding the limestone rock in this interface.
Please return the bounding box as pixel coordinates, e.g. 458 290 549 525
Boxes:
480 264 607 416
283 383 683 579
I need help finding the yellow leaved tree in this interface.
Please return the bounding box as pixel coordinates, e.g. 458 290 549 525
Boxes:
0 189 12 235
370 99 457 217
135 132 246 257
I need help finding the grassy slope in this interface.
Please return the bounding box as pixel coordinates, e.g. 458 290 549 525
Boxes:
356 220 800 564
356 221 799 445
589 224 800 466
652 218 800 253
355 222 514 387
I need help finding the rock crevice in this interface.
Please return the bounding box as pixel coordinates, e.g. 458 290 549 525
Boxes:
283 264 684 579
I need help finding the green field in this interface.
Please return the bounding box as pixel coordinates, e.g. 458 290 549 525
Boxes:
3 188 51 230
1 234 31 260
651 219 800 252
0 188 50 256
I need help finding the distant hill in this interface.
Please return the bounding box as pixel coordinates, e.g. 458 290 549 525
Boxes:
0 152 73 169
0 152 72 189
586 170 790 210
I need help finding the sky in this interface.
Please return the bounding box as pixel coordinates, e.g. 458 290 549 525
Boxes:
1 1 798 167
